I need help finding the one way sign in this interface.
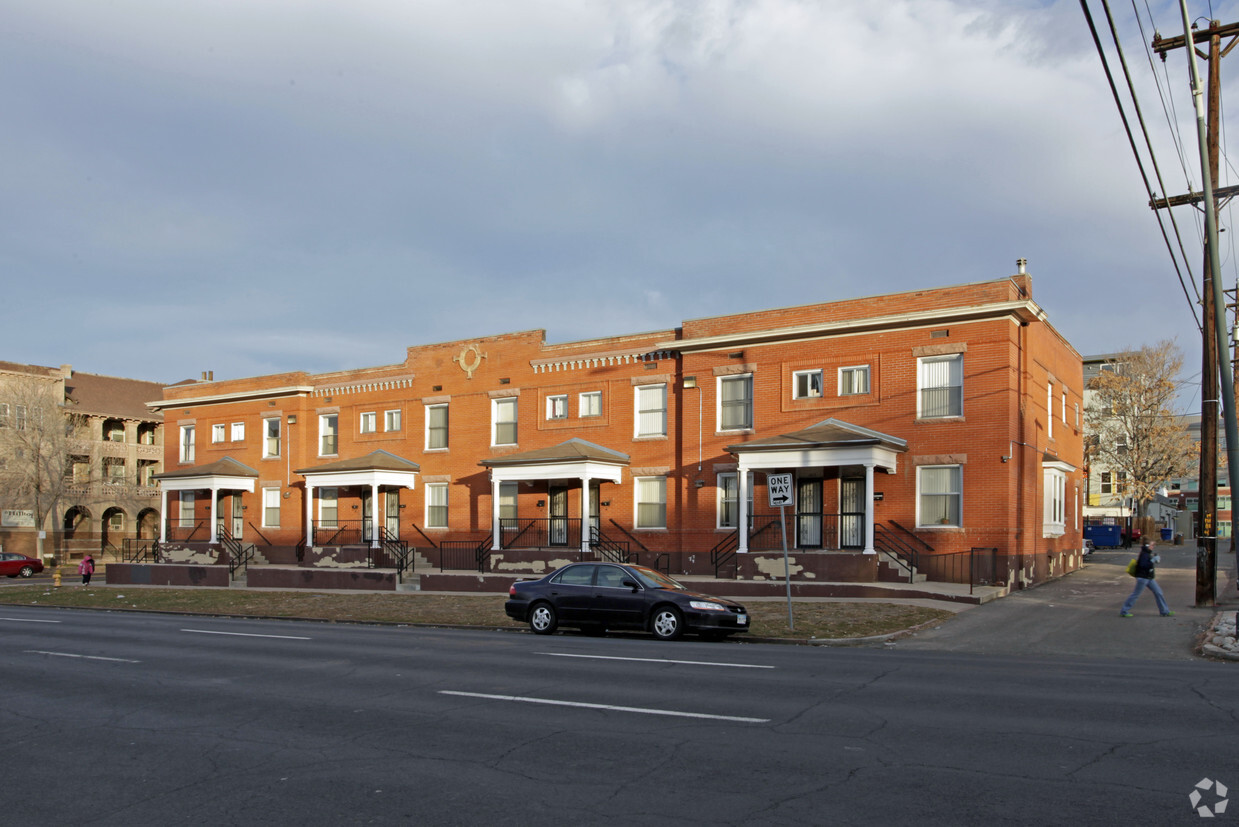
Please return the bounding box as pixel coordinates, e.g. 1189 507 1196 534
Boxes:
767 473 793 508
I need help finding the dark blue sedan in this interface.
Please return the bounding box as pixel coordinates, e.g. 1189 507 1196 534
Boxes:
505 562 749 640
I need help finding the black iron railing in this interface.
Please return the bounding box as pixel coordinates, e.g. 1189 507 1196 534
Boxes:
164 520 205 543
496 518 581 549
313 519 372 547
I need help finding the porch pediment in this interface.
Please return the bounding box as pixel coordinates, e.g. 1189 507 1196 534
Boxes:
727 418 906 473
295 450 420 489
153 457 259 492
480 438 629 483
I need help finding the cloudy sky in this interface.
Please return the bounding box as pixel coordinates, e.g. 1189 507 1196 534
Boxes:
3 0 1235 405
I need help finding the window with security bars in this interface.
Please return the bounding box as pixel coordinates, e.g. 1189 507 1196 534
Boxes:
426 483 448 528
636 477 667 528
493 398 517 445
426 404 448 449
720 374 753 431
636 385 666 436
918 465 961 527
918 354 962 418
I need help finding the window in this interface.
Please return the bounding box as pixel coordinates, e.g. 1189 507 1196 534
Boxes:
263 488 281 528
231 422 244 442
71 456 90 482
360 412 377 434
1043 463 1069 537
717 472 753 529
212 424 226 444
719 374 753 431
1047 383 1053 439
426 404 449 450
108 512 124 532
0 403 7 427
319 487 338 528
180 425 195 462
793 370 823 399
839 365 870 396
636 384 667 437
178 492 195 528
918 465 961 527
14 405 26 430
546 395 568 420
319 414 338 456
385 409 401 432
493 398 517 446
499 481 518 527
579 391 601 418
1219 520 1233 539
105 459 126 481
426 483 448 529
1219 495 1232 510
263 418 280 458
1186 495 1199 512
918 354 963 418
636 477 667 529
1100 471 1113 495
1061 390 1067 424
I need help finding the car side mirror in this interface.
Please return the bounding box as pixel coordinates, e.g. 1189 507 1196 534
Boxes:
622 579 640 592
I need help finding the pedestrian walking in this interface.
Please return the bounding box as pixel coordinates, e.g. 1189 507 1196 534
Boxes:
78 554 94 586
1120 541 1173 617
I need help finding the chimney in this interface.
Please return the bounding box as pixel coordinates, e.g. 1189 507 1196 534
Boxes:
1016 258 1027 275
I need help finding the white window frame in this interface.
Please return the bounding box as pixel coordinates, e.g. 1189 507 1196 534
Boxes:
793 370 823 399
426 404 449 450
635 384 667 437
385 409 402 432
839 365 870 396
211 423 225 444
498 481 518 528
180 425 195 463
263 418 281 458
425 482 448 529
635 476 667 529
359 411 377 434
231 422 245 442
263 488 281 529
917 465 962 528
319 487 338 528
546 395 568 420
319 414 338 456
492 398 518 446
178 491 195 528
579 391 602 418
1047 382 1053 439
1043 462 1070 538
717 374 753 432
917 354 963 419
716 472 754 530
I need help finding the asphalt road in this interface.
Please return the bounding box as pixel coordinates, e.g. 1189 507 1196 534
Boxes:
2 604 1236 825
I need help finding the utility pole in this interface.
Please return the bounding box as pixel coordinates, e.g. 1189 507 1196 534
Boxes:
1152 17 1238 606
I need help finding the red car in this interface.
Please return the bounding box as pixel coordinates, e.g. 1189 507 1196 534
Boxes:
0 552 44 578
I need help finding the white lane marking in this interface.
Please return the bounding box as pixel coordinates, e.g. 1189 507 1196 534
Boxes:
439 690 769 723
182 629 312 640
26 650 139 663
538 652 773 669
0 617 61 623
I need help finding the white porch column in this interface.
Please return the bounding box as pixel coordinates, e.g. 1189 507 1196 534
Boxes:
491 476 502 551
864 463 876 554
580 474 592 555
737 463 751 553
370 483 380 548
209 485 220 544
304 481 315 550
159 489 168 543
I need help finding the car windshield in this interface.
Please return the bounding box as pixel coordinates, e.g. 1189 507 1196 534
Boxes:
630 567 686 591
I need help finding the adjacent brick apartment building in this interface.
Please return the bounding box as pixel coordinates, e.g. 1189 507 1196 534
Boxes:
150 266 1084 589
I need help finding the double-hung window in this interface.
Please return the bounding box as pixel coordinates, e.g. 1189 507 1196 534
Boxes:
212 424 226 444
635 385 666 437
263 418 280 458
319 487 338 528
426 483 448 529
493 398 518 446
579 391 601 417
498 481 518 530
839 365 870 395
918 465 961 527
319 414 338 456
1043 462 1071 537
546 395 567 420
178 492 195 528
385 409 401 432
231 422 244 442
717 472 753 529
426 404 449 450
180 425 195 463
636 477 667 529
918 354 963 418
719 374 753 431
360 411 377 434
793 370 822 399
263 488 281 528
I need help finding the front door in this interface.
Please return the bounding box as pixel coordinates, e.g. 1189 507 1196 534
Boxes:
231 493 243 540
361 490 373 542
840 477 865 549
385 490 400 541
796 479 822 548
549 486 569 546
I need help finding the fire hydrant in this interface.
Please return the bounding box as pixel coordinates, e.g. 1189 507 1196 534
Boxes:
53 567 62 588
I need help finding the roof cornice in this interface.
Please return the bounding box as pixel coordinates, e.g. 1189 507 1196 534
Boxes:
147 385 315 412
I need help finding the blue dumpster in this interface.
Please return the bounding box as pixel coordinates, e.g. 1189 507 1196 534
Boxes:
1084 524 1122 549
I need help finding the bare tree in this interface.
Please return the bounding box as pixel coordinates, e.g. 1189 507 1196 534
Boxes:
1084 341 1193 519
0 371 88 559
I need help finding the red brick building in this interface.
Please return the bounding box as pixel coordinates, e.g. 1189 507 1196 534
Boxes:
150 267 1084 589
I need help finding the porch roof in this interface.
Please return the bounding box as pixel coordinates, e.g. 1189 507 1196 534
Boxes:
153 457 258 493
480 438 629 484
727 418 906 473
295 449 420 490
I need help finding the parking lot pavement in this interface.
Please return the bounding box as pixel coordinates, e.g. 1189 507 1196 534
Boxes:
893 544 1229 661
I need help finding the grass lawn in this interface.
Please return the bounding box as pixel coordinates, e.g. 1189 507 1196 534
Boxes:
0 584 954 641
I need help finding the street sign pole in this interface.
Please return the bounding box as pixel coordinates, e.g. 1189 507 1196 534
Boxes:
767 473 794 631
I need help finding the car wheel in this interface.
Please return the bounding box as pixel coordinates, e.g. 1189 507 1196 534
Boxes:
529 602 558 635
18 565 35 578
651 606 684 640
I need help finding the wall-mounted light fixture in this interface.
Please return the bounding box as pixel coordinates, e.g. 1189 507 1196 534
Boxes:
683 376 697 389
536 500 546 508
287 415 297 424
1001 456 1010 463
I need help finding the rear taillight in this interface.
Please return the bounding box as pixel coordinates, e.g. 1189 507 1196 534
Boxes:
509 584 517 596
